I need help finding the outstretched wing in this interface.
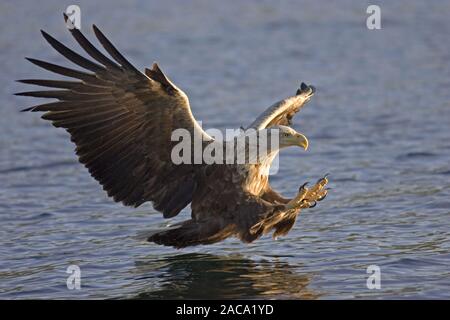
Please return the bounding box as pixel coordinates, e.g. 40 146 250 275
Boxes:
247 83 315 206
247 82 315 129
17 20 212 218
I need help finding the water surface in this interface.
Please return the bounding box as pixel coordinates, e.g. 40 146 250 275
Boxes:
1 0 449 299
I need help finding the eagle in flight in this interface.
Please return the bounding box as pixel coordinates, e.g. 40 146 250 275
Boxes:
16 16 329 248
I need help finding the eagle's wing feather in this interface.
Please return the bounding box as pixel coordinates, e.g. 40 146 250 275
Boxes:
17 24 212 218
247 83 315 129
246 83 315 228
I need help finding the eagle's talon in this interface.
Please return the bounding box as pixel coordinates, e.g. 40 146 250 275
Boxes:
317 175 329 186
292 174 330 209
298 182 309 192
308 200 317 208
317 192 327 202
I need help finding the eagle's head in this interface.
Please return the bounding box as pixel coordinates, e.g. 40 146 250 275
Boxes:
274 125 309 150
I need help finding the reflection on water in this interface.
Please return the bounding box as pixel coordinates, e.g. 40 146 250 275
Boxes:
133 254 320 299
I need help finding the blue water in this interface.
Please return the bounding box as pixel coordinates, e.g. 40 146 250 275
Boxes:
1 0 449 299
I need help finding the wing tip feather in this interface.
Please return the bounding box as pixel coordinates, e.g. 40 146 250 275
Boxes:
20 106 35 112
296 82 316 96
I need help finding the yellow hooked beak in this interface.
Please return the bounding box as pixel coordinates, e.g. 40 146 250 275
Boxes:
295 133 309 150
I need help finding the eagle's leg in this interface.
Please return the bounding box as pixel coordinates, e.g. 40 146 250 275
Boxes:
250 175 329 238
285 174 329 210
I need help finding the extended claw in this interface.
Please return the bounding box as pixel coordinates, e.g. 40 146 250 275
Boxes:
317 191 328 202
298 182 309 192
307 200 317 208
318 187 331 202
316 173 329 186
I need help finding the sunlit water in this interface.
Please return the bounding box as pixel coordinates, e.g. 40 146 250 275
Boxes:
1 0 449 299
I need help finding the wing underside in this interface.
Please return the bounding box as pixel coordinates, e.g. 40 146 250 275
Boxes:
17 18 211 218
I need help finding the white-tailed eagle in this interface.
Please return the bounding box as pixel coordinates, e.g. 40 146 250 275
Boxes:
16 16 329 248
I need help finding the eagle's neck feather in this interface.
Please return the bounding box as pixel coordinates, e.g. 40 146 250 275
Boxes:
242 150 279 195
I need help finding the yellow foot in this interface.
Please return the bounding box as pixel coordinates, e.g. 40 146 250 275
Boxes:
285 174 329 210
